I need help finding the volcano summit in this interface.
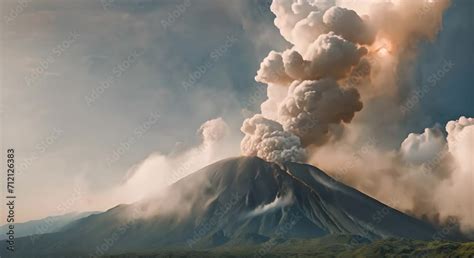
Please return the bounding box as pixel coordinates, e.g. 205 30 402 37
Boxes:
6 157 459 257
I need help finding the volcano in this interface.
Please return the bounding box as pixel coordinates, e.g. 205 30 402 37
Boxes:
7 157 444 257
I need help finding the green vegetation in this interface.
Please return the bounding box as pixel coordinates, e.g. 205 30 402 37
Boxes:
104 235 474 258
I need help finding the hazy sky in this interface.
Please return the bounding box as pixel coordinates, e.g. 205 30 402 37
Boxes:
1 0 472 222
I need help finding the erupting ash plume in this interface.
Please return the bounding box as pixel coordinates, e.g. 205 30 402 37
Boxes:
241 114 306 163
278 79 362 146
242 0 375 163
256 33 368 84
241 0 473 233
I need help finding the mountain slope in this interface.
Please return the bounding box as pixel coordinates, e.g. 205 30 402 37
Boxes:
0 212 98 240
4 157 446 257
103 235 474 258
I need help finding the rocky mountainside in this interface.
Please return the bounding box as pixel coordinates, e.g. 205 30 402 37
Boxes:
4 156 446 257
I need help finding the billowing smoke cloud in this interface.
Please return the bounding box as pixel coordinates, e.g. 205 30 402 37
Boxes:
436 117 474 229
368 0 451 52
278 79 362 146
270 0 322 47
400 126 447 165
322 6 375 45
270 1 375 51
255 51 294 85
256 33 367 84
244 0 370 162
245 2 371 163
198 117 230 143
393 118 472 229
109 117 239 204
241 114 306 163
101 0 467 233
241 0 474 233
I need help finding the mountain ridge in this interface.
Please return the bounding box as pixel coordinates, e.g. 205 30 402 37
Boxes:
0 211 99 240
1 156 462 257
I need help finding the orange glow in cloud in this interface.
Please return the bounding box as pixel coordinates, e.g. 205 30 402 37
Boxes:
370 38 394 57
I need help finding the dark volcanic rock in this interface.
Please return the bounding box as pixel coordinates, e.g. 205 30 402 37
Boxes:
5 157 440 257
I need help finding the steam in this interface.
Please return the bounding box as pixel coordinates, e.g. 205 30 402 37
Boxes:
198 117 230 142
437 117 474 229
400 127 447 165
256 33 367 84
240 0 474 233
270 1 375 51
245 192 294 218
113 117 238 204
322 7 375 45
98 0 470 234
279 79 362 146
240 114 306 163
243 1 372 163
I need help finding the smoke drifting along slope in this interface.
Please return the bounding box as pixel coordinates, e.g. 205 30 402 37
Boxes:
117 117 238 203
10 157 449 257
240 0 473 233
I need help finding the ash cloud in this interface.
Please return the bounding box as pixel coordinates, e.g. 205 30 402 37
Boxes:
278 79 362 146
400 126 447 165
245 0 371 164
256 32 367 84
270 0 374 51
109 117 239 204
240 114 306 163
241 0 474 233
322 6 375 45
